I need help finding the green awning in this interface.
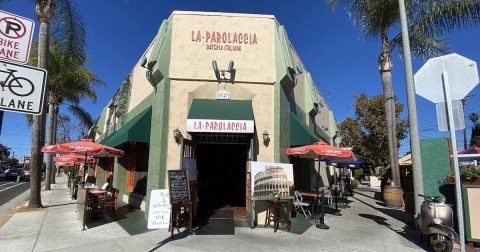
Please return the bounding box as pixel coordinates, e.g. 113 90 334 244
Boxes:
187 99 254 133
102 107 152 147
290 111 319 146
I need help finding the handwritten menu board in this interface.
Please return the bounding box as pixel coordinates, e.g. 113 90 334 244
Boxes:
168 170 191 203
147 189 171 229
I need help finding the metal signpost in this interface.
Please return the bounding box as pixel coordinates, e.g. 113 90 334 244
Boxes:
415 53 479 252
0 60 47 115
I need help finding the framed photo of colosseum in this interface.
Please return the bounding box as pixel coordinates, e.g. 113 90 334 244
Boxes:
250 162 294 198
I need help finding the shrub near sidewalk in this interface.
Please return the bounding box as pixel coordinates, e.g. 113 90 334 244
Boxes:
446 165 480 184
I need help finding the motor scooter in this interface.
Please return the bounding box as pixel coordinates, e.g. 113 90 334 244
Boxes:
416 194 458 252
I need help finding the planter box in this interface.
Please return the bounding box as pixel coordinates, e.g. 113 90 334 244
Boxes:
445 177 480 185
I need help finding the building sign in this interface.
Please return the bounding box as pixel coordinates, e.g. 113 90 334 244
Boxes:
216 90 230 100
0 10 35 64
191 30 258 51
187 119 254 133
147 189 171 229
0 60 47 115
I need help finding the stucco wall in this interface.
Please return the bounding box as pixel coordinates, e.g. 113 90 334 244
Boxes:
128 41 156 112
169 11 276 84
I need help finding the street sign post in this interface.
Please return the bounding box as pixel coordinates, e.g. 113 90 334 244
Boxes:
0 10 35 64
415 53 479 252
0 60 47 115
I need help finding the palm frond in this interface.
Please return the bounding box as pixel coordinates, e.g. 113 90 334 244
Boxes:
390 31 450 59
67 105 94 129
413 0 480 36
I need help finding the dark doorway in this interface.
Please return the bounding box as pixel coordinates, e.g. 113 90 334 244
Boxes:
196 143 247 218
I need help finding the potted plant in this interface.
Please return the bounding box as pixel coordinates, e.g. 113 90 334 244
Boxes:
445 165 480 184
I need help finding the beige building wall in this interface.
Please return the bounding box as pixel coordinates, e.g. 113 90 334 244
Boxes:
128 41 156 112
169 11 276 83
164 11 279 184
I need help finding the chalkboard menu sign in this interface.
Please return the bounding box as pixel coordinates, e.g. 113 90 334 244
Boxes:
168 170 191 203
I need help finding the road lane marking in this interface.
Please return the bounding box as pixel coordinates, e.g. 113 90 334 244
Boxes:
0 182 26 192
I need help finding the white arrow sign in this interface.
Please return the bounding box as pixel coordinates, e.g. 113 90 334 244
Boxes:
0 60 47 115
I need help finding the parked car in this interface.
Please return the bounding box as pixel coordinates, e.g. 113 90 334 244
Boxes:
4 168 25 181
23 168 30 180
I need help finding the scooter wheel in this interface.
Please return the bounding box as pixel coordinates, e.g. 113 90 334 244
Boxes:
428 234 453 252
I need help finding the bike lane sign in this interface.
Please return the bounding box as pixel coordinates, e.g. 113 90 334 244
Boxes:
0 60 47 115
0 10 35 64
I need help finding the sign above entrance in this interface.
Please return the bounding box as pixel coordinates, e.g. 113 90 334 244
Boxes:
187 119 254 133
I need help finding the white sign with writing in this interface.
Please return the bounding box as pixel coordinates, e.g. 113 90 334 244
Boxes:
147 189 171 229
0 10 35 64
0 60 47 115
216 89 230 100
187 119 254 133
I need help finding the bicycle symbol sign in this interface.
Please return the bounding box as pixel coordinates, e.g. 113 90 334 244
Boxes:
0 10 35 64
0 60 47 115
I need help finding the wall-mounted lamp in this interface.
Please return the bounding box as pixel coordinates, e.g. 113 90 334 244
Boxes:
212 60 235 81
321 126 329 131
262 130 270 147
173 127 183 144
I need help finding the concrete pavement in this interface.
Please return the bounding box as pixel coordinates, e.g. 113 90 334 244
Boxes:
0 173 453 252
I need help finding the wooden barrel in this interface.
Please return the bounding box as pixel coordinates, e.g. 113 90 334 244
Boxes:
403 191 415 225
383 185 404 209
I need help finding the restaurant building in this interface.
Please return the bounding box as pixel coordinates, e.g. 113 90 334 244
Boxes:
89 11 344 223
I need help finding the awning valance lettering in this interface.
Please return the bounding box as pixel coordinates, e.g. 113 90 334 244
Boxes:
187 99 254 133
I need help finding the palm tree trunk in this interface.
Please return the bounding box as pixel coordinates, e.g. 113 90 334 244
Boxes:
52 104 59 181
45 93 55 189
29 0 55 208
379 40 401 187
29 17 50 208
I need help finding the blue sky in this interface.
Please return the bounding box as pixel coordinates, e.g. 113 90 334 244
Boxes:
1 0 479 159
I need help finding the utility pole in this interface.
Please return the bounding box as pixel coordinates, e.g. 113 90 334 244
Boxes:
462 95 474 150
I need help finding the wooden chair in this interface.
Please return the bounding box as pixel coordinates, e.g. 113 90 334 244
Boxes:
104 188 119 219
86 191 106 223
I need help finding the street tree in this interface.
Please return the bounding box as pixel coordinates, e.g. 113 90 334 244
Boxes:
29 37 103 188
339 93 408 168
326 0 480 186
469 112 480 146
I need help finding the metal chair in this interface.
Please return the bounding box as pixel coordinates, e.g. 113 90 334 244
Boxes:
293 191 311 218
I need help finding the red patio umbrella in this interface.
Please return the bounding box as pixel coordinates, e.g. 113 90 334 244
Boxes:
54 154 95 165
42 139 124 157
287 141 353 229
287 142 352 159
42 139 124 185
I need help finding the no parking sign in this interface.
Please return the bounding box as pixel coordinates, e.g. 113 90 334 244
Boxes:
0 10 35 64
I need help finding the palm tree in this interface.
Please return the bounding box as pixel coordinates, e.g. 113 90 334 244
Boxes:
469 112 479 126
327 0 480 186
25 0 86 207
27 0 56 208
29 38 103 189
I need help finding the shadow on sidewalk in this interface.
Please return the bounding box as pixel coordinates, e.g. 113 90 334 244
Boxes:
351 190 431 250
45 202 76 208
149 229 190 251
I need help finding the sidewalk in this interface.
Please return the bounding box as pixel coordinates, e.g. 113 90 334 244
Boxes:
0 175 446 251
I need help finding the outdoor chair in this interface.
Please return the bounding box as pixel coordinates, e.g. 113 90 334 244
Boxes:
100 182 109 191
318 187 333 206
86 191 106 223
104 188 119 219
293 191 311 218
